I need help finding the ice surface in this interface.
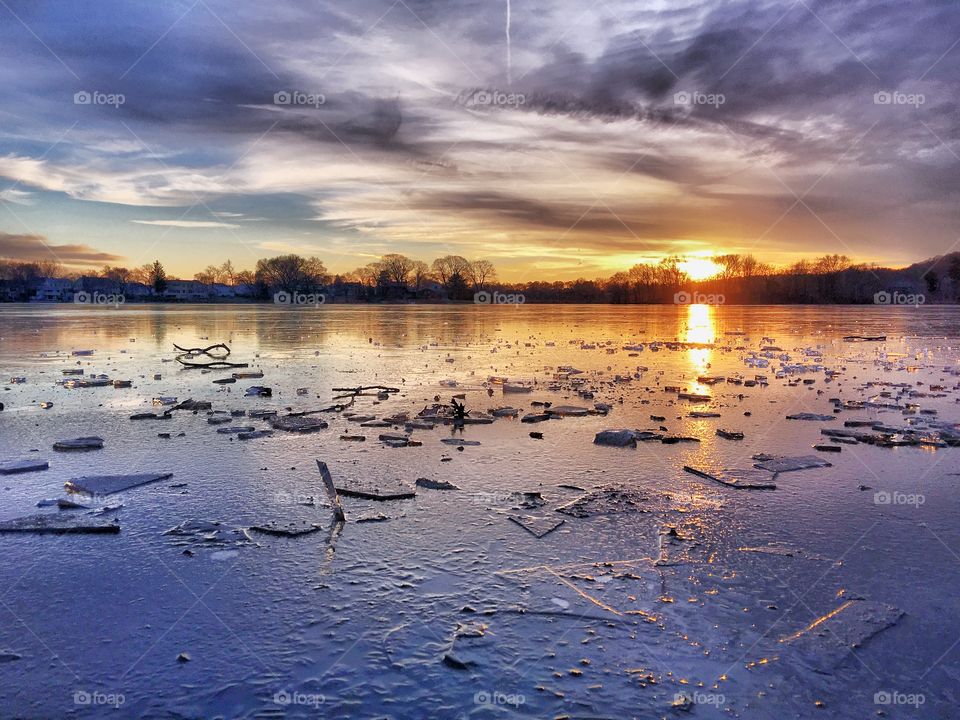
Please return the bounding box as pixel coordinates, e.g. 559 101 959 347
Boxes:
1 305 959 719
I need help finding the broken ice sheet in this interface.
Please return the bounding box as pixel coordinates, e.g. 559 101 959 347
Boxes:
683 466 777 490
163 519 255 551
779 599 903 672
657 526 699 566
555 487 657 517
335 478 416 500
248 521 325 537
508 514 565 538
737 544 831 561
785 413 836 421
0 458 49 475
65 472 173 496
0 513 119 534
752 455 832 473
53 436 104 451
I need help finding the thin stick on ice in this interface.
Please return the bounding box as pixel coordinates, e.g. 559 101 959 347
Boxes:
316 460 346 523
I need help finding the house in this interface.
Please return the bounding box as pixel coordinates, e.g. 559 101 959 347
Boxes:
377 280 412 301
31 277 75 302
231 283 257 298
164 280 210 301
73 276 122 295
209 283 236 299
123 282 154 299
325 281 366 303
417 281 447 300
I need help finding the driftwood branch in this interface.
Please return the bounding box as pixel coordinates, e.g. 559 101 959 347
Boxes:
173 343 231 355
332 386 400 394
289 398 355 417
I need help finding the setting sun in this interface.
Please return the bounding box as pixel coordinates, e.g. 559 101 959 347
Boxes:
680 257 721 281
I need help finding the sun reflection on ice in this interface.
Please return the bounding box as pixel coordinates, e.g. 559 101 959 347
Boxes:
684 304 716 381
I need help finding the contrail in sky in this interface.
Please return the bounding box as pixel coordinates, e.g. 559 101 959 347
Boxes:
506 0 512 84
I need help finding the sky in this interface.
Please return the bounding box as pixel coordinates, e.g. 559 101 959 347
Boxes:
0 0 958 282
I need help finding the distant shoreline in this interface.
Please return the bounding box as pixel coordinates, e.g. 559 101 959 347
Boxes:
2 300 958 307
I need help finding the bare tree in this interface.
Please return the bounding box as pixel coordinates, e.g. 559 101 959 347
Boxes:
379 253 416 285
129 263 154 284
468 259 496 289
100 265 131 283
351 263 381 288
255 254 330 292
431 255 472 293
411 260 430 290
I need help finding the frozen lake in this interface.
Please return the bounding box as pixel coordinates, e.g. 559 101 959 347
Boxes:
0 303 958 718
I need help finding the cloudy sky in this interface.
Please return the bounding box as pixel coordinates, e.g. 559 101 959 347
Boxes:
0 0 958 281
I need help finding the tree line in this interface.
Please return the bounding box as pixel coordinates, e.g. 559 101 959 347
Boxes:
3 251 960 303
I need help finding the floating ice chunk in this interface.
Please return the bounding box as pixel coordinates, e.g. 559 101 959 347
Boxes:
65 472 173 496
269 416 328 433
335 478 416 501
556 487 653 517
237 430 273 440
548 405 591 416
415 478 459 490
594 429 637 447
53 437 103 451
780 599 903 672
683 465 777 490
785 413 835 421
0 458 49 475
0 513 118 534
752 455 832 473
502 383 533 393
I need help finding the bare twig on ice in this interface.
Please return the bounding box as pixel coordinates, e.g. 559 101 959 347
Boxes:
173 342 250 368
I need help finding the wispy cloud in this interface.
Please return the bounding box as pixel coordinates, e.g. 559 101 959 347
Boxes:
131 220 241 228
